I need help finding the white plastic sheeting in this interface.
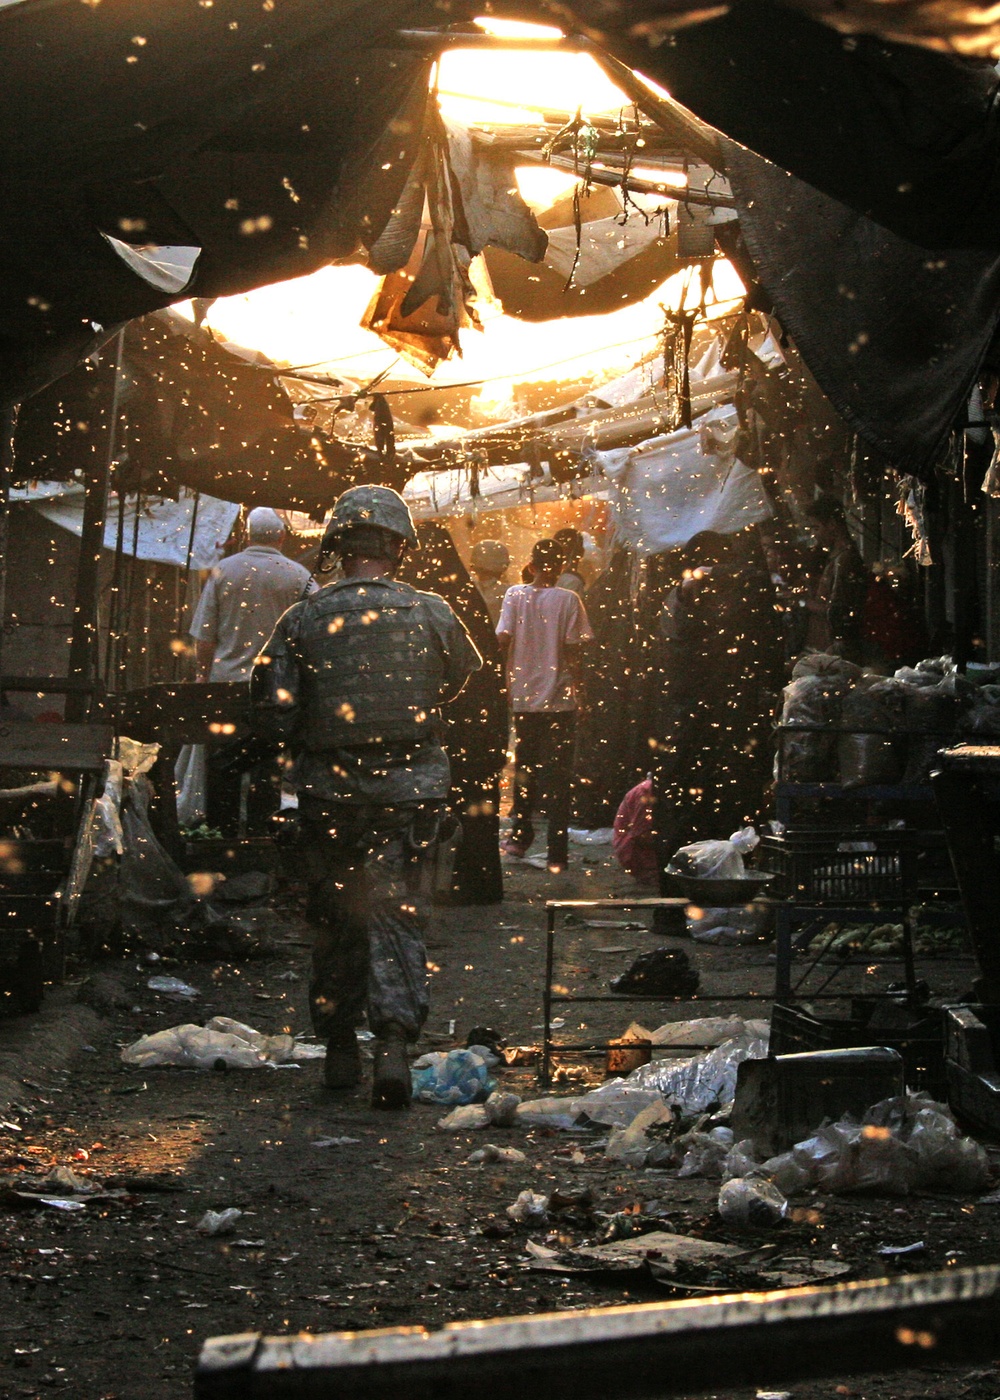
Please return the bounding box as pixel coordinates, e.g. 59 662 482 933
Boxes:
17 482 239 570
598 403 773 555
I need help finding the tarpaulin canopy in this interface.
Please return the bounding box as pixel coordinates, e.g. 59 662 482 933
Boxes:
0 0 444 405
12 312 391 511
11 483 240 570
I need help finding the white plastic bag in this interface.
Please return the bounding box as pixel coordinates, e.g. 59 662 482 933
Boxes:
672 827 759 880
625 1029 770 1113
121 1016 325 1071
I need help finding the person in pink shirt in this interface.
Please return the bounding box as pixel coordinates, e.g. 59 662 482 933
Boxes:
496 538 594 870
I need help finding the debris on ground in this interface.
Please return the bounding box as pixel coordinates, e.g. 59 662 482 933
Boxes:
718 1176 788 1228
506 1189 549 1223
411 1046 499 1104
196 1208 243 1236
468 1144 527 1165
121 1016 326 1070
146 975 200 1000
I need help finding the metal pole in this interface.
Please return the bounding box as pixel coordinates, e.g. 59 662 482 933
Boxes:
67 327 125 720
0 404 18 685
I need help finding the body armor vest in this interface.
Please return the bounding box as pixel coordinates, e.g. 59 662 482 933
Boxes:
293 580 450 749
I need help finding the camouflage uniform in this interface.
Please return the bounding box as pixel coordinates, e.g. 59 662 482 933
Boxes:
252 575 481 1040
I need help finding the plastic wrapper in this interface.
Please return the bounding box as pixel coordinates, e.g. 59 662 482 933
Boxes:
722 1139 760 1182
622 1016 771 1049
717 1176 787 1228
676 1126 734 1179
624 1029 770 1114
196 1208 243 1236
747 1093 989 1198
671 826 759 880
838 678 906 787
688 903 771 945
121 1016 325 1070
437 1104 489 1131
485 1090 521 1126
506 1190 548 1223
468 1144 526 1165
410 1047 497 1105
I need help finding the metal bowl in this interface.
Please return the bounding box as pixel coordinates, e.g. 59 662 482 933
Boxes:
661 868 775 906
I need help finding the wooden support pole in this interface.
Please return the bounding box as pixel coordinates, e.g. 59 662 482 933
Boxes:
66 328 124 720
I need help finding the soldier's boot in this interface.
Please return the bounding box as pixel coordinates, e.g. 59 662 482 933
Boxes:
324 1032 361 1091
372 1022 411 1110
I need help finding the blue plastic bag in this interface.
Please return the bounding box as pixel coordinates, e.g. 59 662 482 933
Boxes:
411 1047 498 1105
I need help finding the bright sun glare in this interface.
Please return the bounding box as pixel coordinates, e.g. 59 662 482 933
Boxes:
195 23 743 393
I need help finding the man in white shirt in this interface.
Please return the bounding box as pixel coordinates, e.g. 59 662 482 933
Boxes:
191 507 315 682
177 508 315 832
496 537 594 870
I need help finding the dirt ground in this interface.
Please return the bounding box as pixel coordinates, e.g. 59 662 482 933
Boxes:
1 838 999 1400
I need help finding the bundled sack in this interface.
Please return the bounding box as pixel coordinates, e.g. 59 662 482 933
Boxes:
671 826 759 880
778 654 861 781
612 777 657 883
958 682 1000 740
901 674 971 782
838 676 907 788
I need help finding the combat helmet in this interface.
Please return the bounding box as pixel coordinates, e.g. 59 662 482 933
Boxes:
322 484 419 554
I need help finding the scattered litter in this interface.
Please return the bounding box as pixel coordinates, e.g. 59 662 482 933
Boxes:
147 975 199 1000
731 1093 989 1198
592 944 637 953
313 1136 361 1149
568 828 615 845
411 1047 498 1105
624 1027 770 1113
35 1197 88 1213
275 970 301 983
231 1239 266 1249
437 1104 489 1131
676 1127 735 1178
756 1391 793 1400
527 1230 747 1277
978 1189 1000 1205
878 1241 926 1257
485 1091 521 1127
506 1190 549 1223
717 1176 788 1229
468 1144 527 1165
606 1100 674 1167
41 1166 98 1196
121 1017 326 1071
196 1208 243 1236
611 947 699 997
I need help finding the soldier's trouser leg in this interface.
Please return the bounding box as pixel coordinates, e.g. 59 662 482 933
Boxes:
302 804 432 1042
302 809 370 1042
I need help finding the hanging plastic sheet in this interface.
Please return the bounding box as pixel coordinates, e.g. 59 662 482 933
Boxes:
597 404 773 555
19 483 239 570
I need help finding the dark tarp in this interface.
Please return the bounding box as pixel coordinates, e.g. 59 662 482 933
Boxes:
562 1 1000 251
12 313 400 511
721 138 1000 471
0 0 452 405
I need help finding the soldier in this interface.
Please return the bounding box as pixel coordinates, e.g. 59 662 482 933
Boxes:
251 486 481 1108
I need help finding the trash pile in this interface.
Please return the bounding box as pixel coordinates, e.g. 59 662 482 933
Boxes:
411 1046 499 1105
777 652 987 786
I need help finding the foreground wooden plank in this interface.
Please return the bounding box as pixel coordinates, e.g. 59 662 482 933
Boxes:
196 1265 1000 1399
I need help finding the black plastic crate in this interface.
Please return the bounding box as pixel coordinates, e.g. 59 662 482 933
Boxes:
759 830 918 904
771 1001 945 1094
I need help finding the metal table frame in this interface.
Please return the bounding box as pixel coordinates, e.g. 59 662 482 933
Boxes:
540 897 772 1087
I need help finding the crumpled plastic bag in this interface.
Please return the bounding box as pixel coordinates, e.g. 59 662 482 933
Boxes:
624 1029 770 1114
750 1092 989 1198
688 903 771 946
437 1104 490 1131
718 1176 787 1228
410 1047 497 1105
506 1190 548 1223
671 826 759 880
121 1016 326 1071
676 1126 734 1178
622 1016 770 1050
778 661 857 781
